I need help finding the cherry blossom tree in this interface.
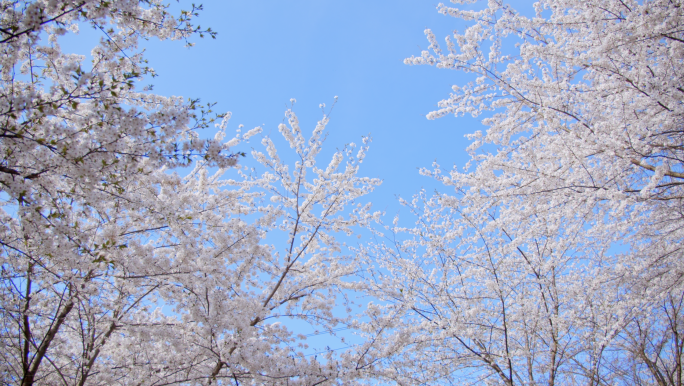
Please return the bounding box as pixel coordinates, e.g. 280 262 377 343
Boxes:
359 0 684 384
0 1 381 384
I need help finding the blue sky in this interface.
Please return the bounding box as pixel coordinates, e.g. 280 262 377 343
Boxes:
138 0 489 210
63 0 536 209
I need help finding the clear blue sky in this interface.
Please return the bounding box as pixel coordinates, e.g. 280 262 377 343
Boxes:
138 0 490 210
64 0 536 209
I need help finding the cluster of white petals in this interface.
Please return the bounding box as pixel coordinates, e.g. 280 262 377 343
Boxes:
0 1 382 385
361 0 684 384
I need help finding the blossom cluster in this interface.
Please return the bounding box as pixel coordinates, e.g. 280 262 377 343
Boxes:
366 0 684 384
0 1 381 384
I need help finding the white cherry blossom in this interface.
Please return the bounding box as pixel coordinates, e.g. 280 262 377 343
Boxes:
361 0 684 384
0 1 381 384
